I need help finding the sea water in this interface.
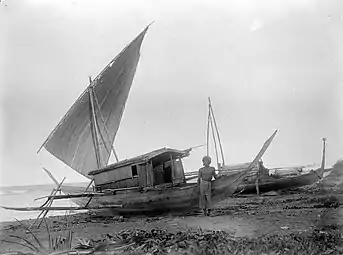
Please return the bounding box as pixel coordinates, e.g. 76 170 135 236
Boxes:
0 183 87 222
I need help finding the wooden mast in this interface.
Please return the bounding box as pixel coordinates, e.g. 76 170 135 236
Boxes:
208 97 225 167
206 104 211 157
92 91 120 163
209 113 220 169
321 138 327 169
88 77 102 168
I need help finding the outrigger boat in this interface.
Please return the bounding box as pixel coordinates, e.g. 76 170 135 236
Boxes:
1 25 278 215
185 99 330 195
236 138 329 194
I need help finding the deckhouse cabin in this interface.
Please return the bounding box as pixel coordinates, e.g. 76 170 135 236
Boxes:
88 148 190 192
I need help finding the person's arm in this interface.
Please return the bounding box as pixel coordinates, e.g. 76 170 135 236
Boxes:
212 167 219 179
197 169 202 184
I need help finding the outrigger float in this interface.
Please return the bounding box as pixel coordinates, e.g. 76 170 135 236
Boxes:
1 24 278 216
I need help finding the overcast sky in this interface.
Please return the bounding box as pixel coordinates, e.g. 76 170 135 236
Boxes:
1 0 342 186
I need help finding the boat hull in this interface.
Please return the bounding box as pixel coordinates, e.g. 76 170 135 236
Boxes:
62 171 245 213
237 168 325 194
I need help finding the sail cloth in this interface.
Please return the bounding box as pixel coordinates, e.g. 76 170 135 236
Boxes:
41 26 150 178
247 130 278 170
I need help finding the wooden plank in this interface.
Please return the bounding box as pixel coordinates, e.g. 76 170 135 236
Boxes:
1 205 122 211
170 154 174 181
138 164 147 188
146 162 153 187
178 158 186 181
94 165 132 185
185 175 198 181
47 187 142 200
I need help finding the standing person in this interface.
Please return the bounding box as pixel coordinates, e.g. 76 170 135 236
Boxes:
197 156 218 216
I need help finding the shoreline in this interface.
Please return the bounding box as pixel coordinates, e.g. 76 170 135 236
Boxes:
1 190 343 253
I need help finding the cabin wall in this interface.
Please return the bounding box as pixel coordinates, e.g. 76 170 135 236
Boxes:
99 177 139 190
172 158 185 184
138 163 153 187
138 164 147 187
93 165 133 186
150 158 186 186
93 164 142 190
153 163 164 185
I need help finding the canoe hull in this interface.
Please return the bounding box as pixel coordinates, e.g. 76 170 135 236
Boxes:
62 170 245 213
237 168 325 194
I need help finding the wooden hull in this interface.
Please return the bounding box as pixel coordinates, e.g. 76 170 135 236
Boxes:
237 168 325 194
61 171 245 213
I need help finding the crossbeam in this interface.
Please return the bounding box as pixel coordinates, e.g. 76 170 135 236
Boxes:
1 204 122 211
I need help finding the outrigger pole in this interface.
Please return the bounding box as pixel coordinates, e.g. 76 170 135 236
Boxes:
1 205 123 211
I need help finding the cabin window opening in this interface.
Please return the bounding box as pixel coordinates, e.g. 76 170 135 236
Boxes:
163 161 172 183
131 165 138 177
152 161 173 185
153 163 164 185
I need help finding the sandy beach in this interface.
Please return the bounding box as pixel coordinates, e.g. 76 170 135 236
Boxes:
1 187 343 254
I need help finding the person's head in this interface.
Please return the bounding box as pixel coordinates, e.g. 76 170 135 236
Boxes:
202 156 211 166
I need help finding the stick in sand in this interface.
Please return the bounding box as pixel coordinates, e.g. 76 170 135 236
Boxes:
30 177 66 229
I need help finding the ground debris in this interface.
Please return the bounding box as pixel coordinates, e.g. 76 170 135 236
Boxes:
76 227 343 255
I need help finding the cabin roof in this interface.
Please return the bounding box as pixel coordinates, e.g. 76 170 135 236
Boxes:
88 147 190 175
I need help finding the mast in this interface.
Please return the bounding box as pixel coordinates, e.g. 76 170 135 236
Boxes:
88 77 102 168
208 97 225 167
206 105 211 157
92 88 119 163
321 138 327 169
209 113 220 169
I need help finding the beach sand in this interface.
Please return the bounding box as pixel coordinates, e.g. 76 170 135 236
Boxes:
1 190 343 253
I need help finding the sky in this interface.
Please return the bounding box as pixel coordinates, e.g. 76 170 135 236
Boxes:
0 0 342 186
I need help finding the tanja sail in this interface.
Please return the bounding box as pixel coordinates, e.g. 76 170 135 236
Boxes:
39 25 150 178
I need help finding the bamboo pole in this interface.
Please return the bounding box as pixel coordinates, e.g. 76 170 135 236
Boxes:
46 186 142 200
206 104 211 157
36 177 66 228
321 138 327 169
1 205 123 211
83 179 94 193
42 168 60 187
93 89 119 162
88 79 102 168
209 114 219 169
29 189 55 229
208 97 225 167
37 199 54 228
